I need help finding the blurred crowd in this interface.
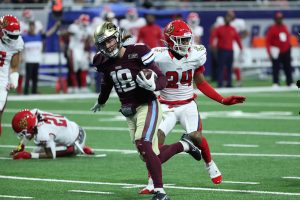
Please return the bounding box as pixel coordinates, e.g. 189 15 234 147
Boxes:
4 5 298 95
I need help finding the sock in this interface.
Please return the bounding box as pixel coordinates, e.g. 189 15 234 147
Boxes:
80 71 88 87
17 75 23 94
198 137 212 164
136 140 163 188
158 142 184 163
179 140 189 152
234 68 241 81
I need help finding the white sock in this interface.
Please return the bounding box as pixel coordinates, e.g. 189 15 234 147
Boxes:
179 140 189 152
148 177 153 185
154 188 166 194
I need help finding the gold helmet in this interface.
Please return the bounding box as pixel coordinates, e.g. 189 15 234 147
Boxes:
94 22 123 58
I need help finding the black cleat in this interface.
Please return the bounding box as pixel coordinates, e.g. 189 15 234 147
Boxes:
181 134 202 161
151 192 170 200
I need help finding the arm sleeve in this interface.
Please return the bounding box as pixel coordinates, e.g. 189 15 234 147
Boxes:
265 27 272 56
234 30 243 50
97 73 113 105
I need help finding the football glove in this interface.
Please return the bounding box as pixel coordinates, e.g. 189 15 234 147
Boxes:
10 143 25 156
136 71 156 91
222 96 246 105
90 102 104 113
13 151 32 160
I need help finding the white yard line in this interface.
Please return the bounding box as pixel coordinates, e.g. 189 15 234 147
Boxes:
276 141 300 145
223 144 259 148
282 177 300 180
0 195 33 199
221 181 259 185
0 145 299 158
0 175 299 197
68 190 113 195
3 123 300 137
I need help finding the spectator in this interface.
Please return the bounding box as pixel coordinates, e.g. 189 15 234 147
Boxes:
119 8 146 43
18 9 44 94
214 10 249 87
137 14 163 48
266 11 293 87
209 12 243 88
22 20 60 95
187 12 203 44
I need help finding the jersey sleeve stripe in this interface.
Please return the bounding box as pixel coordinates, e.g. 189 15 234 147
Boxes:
142 53 155 65
141 50 154 64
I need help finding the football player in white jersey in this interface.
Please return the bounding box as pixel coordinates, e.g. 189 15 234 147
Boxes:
187 12 203 45
10 109 94 159
67 14 93 93
0 15 24 136
119 8 146 43
139 20 246 194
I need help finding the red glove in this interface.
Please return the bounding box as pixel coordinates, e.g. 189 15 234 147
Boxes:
13 151 32 160
10 144 25 156
222 96 246 105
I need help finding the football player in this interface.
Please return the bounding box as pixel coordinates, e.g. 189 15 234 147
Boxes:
67 14 93 93
0 15 24 136
186 12 203 45
91 21 202 200
10 109 94 159
119 8 146 43
139 20 246 194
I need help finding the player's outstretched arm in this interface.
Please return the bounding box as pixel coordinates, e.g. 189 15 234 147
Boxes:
194 73 246 105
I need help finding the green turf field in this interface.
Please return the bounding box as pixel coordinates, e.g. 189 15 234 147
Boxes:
0 88 299 200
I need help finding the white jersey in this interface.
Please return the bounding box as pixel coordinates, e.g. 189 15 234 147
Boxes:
153 45 207 102
214 17 247 34
20 20 43 34
0 37 24 87
190 25 203 44
119 18 146 43
68 23 92 50
31 109 80 147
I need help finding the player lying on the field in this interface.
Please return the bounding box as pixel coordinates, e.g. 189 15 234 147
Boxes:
10 109 94 159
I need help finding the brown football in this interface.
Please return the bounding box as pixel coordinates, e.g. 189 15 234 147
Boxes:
141 69 153 80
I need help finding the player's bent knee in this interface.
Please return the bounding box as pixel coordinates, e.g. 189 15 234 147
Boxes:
157 129 166 145
135 139 153 161
190 131 203 145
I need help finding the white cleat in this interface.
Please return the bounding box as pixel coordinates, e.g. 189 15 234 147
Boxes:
206 160 222 184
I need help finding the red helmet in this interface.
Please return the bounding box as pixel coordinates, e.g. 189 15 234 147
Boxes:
79 14 90 25
187 12 200 27
164 20 193 56
22 9 33 21
126 8 138 21
0 15 20 46
11 109 37 138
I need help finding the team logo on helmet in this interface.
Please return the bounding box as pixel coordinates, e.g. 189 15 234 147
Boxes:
18 118 28 130
165 23 174 35
106 22 115 30
0 17 8 28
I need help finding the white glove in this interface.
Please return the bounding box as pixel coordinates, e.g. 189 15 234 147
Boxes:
90 102 104 113
136 71 156 91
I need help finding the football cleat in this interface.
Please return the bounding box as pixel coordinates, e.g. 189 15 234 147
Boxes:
152 192 170 200
206 160 222 184
181 134 202 161
83 146 95 155
138 185 154 195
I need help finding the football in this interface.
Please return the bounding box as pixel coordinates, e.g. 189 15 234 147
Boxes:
140 69 156 80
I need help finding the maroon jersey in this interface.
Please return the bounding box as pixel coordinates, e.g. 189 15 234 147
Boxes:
93 44 167 108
